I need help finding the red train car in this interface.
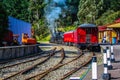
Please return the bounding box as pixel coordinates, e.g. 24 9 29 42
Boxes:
63 23 100 51
63 31 74 45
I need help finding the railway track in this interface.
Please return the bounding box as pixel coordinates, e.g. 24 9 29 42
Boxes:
39 51 93 80
25 48 66 80
0 47 57 80
0 48 57 69
23 48 83 80
0 45 95 80
60 53 93 80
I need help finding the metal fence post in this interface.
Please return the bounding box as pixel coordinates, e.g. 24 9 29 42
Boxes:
110 45 115 62
102 49 111 80
92 56 97 80
106 47 113 70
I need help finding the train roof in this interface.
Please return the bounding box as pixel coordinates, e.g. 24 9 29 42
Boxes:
79 23 96 28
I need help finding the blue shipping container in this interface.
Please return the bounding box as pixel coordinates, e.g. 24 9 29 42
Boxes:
8 16 31 44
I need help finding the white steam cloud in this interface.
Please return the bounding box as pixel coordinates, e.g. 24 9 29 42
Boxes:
44 0 66 37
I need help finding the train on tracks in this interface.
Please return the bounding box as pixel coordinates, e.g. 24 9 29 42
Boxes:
1 30 36 46
50 21 120 51
50 23 100 52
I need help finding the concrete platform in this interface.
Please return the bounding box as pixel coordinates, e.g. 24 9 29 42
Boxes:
109 46 120 80
0 45 41 60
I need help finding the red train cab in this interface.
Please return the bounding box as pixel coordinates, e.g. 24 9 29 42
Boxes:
63 23 100 51
75 24 98 44
74 24 99 50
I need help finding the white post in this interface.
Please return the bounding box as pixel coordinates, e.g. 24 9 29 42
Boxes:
102 49 110 80
92 56 97 80
106 47 113 70
111 45 115 62
103 49 107 74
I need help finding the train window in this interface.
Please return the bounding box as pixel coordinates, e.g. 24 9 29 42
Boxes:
86 34 90 43
86 28 91 34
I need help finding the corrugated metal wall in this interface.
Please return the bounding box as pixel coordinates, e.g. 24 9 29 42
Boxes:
8 16 31 44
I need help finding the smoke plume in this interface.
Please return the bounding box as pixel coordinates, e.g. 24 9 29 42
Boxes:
44 0 66 37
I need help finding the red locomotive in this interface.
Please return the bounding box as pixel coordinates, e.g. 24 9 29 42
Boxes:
63 23 100 51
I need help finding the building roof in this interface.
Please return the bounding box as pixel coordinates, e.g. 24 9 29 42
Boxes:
98 26 107 31
107 23 120 28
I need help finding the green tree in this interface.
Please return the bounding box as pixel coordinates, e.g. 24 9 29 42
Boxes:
95 0 120 25
77 0 105 24
110 0 120 11
3 0 47 41
0 1 8 41
3 0 31 22
29 0 46 25
66 0 79 23
29 0 47 40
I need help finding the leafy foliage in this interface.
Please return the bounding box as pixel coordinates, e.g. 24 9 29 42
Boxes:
3 0 31 22
110 0 120 11
29 0 46 23
29 0 47 40
95 0 120 25
77 0 105 24
32 18 49 41
0 1 8 40
77 0 120 26
58 25 77 32
95 10 120 25
66 0 79 22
